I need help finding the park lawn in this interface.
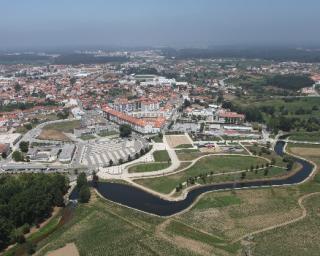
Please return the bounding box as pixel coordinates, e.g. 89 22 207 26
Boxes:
128 162 170 173
175 149 210 161
98 130 119 137
152 134 163 142
135 156 267 194
153 150 171 162
134 162 192 194
289 131 320 142
43 120 81 133
80 134 96 140
246 145 286 167
175 144 193 149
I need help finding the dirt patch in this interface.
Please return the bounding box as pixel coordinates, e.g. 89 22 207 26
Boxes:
290 147 320 157
46 243 79 256
199 146 222 153
38 129 71 142
166 135 192 148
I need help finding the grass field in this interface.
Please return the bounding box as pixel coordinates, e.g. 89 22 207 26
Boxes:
135 155 267 194
80 134 96 140
246 144 287 167
43 120 81 133
37 129 71 142
128 162 170 173
175 149 210 161
289 132 320 142
153 150 171 162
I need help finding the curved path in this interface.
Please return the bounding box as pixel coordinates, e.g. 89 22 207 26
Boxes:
233 191 320 243
70 141 316 216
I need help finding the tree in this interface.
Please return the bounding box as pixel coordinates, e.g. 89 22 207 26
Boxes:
76 172 88 190
19 141 29 153
79 185 91 203
241 172 246 179
24 123 32 130
1 152 7 159
14 83 22 92
92 170 99 188
12 151 24 162
119 124 132 138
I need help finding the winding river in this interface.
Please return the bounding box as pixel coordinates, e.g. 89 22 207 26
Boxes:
70 141 315 216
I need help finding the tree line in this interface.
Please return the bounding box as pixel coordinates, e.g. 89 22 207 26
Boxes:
0 173 69 250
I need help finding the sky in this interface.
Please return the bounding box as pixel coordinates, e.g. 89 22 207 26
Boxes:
1 0 320 50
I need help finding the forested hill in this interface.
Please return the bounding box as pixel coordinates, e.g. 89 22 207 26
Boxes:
162 47 320 62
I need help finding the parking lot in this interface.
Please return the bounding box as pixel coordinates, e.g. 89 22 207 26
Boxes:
76 138 148 167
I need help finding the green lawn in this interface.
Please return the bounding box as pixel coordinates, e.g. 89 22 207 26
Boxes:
153 150 171 162
43 120 81 133
128 162 170 173
135 155 267 194
246 144 287 167
152 134 163 142
80 134 96 140
175 144 193 149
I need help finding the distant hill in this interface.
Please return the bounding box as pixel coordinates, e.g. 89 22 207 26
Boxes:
162 47 320 62
53 54 129 65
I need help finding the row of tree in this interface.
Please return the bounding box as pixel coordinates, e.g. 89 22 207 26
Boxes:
0 173 69 250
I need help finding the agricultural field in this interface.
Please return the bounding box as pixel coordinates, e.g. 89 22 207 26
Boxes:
35 195 202 256
289 131 320 142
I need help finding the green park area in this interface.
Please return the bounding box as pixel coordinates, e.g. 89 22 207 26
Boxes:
135 155 268 194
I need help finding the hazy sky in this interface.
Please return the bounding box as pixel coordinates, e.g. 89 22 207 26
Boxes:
1 0 320 50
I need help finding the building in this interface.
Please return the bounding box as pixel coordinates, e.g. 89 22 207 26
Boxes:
103 106 165 134
59 144 76 163
213 110 245 124
0 143 10 156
